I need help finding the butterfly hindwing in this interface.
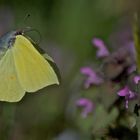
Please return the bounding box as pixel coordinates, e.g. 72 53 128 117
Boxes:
0 49 25 102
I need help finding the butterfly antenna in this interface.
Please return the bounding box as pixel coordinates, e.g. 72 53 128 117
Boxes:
17 13 31 29
23 14 30 24
18 14 42 44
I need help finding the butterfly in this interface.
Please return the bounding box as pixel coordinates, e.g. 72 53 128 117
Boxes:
0 30 59 102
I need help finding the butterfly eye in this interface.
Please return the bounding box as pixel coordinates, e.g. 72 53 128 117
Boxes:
15 30 23 35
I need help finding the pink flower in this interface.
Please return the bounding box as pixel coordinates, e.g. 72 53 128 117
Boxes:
133 75 140 84
117 86 137 108
80 67 104 88
76 98 94 118
92 38 110 58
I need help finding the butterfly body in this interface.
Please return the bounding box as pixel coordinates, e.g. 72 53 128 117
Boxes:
0 31 16 48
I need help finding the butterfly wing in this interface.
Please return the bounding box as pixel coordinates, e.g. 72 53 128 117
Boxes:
12 35 59 92
0 49 25 102
25 36 54 62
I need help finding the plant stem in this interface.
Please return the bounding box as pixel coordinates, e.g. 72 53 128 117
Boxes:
137 117 140 140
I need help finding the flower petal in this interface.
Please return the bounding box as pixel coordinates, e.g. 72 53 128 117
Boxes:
129 90 136 99
117 86 129 96
92 38 109 58
76 98 94 118
80 67 94 77
133 75 140 84
81 67 103 88
125 100 129 109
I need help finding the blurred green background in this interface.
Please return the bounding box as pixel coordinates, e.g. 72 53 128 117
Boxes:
0 0 139 140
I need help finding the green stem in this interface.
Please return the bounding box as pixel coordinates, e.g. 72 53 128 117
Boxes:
137 117 140 140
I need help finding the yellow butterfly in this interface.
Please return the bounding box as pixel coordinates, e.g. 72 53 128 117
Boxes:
0 30 59 102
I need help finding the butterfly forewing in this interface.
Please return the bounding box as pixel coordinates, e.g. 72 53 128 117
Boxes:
12 35 59 92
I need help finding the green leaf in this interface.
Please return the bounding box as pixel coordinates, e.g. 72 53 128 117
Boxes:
92 105 119 136
133 13 140 72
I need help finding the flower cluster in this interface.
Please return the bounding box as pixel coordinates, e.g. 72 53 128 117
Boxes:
76 37 139 117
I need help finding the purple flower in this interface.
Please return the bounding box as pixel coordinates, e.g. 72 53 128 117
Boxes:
117 86 137 108
76 98 94 118
80 67 104 88
127 64 136 74
133 75 140 84
92 38 110 58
